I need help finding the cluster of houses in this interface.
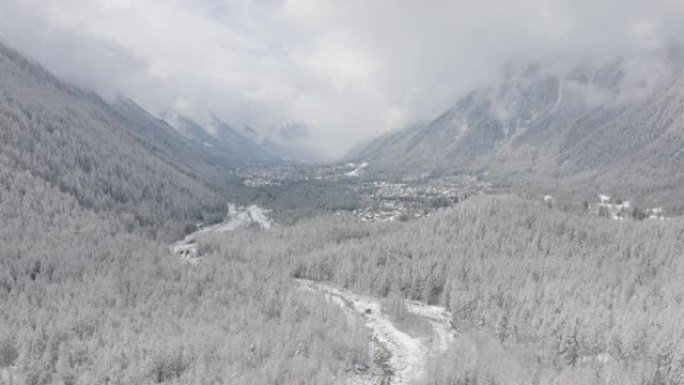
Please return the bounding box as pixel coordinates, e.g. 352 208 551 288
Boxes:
353 202 426 223
236 161 374 187
349 176 490 223
594 195 667 220
543 194 667 221
595 195 631 220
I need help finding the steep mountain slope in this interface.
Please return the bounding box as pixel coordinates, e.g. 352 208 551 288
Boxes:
0 42 226 237
160 113 279 164
352 49 684 206
0 42 373 384
211 117 278 163
112 100 273 196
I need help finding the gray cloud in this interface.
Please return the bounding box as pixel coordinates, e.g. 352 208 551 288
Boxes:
2 0 684 158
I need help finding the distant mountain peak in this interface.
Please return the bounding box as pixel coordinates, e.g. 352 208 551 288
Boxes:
278 121 310 142
351 47 684 204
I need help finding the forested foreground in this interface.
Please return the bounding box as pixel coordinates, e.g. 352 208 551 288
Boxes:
289 196 684 384
0 164 371 384
4 186 684 384
198 195 684 385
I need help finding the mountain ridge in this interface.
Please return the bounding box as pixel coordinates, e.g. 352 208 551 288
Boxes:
349 51 684 208
0 41 233 238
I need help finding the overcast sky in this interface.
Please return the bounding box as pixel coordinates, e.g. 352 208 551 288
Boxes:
2 0 684 158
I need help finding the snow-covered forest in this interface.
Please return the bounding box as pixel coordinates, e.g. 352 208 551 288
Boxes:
4 2 684 384
0 42 372 384
288 196 684 384
2 59 683 381
7 187 684 383
152 195 678 384
0 167 371 383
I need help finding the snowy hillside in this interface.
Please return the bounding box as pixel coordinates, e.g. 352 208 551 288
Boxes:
351 47 684 206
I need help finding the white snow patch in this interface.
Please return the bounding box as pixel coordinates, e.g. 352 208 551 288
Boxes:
550 77 564 114
453 118 470 142
0 367 17 384
170 203 273 261
199 204 272 233
406 300 456 353
296 280 456 385
247 205 272 229
346 162 369 177
647 207 666 220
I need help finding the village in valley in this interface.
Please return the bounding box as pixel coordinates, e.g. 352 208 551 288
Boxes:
235 161 495 222
235 160 672 227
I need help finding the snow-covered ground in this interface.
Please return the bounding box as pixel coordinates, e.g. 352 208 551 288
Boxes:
0 368 16 384
346 162 369 177
170 203 272 263
245 205 272 229
405 301 456 353
296 279 456 385
202 204 273 233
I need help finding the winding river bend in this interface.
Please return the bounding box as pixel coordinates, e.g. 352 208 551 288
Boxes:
296 279 456 385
